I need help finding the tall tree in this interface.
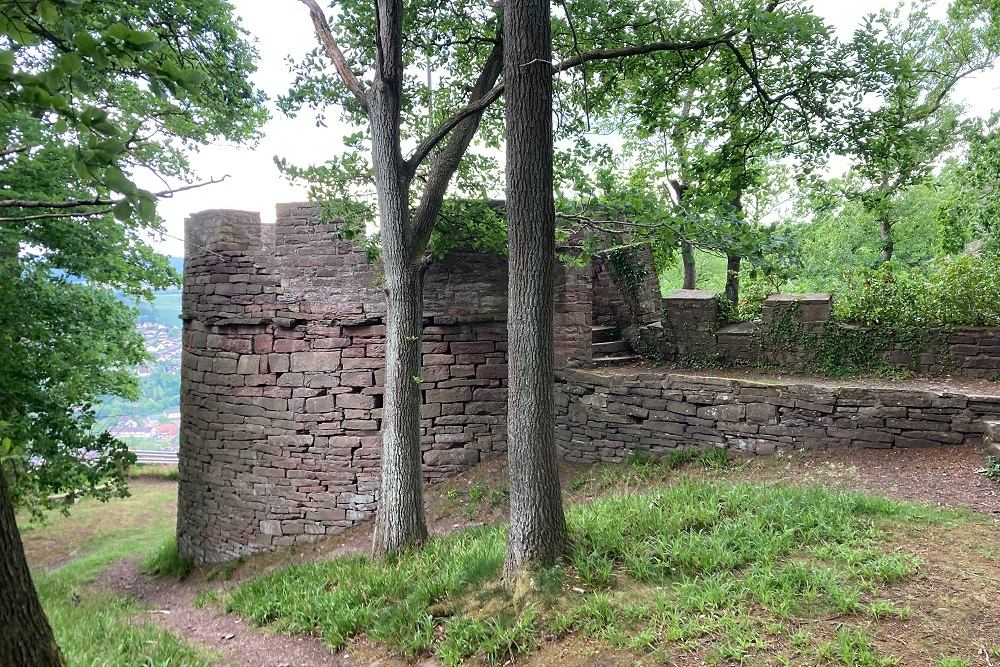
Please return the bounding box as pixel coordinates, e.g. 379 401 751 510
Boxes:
842 0 998 264
0 1 264 662
503 0 568 580
291 0 789 557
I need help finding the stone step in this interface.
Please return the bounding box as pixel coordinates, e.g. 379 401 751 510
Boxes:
593 339 630 355
985 419 1000 459
593 353 642 366
592 325 619 344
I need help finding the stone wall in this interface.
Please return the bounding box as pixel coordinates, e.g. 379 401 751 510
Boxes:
681 291 1000 379
555 367 999 463
178 205 592 563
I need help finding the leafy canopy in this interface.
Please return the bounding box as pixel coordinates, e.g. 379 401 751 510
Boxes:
0 0 266 513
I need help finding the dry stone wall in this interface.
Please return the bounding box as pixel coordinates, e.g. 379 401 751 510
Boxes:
180 211 998 565
556 367 999 462
178 205 592 563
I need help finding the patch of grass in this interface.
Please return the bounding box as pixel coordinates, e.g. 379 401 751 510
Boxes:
143 536 193 579
18 480 177 570
226 480 933 665
27 484 214 666
819 627 898 666
129 464 180 481
194 589 221 609
938 657 969 667
205 557 241 582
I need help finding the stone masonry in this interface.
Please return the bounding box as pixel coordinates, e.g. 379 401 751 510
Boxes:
178 205 592 563
180 208 999 564
556 367 1000 462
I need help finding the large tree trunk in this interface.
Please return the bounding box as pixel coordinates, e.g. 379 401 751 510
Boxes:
0 464 67 667
503 0 568 582
681 239 696 289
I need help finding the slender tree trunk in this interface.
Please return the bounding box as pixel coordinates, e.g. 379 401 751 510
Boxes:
0 464 67 667
681 239 696 289
372 263 428 555
369 0 428 556
879 215 894 264
503 0 568 582
724 254 741 306
668 179 696 290
724 194 744 306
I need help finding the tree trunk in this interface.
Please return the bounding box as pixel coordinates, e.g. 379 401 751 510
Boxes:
880 215 894 263
724 194 743 306
372 263 428 555
681 239 696 289
369 0 429 557
502 0 568 581
724 254 741 306
0 464 67 667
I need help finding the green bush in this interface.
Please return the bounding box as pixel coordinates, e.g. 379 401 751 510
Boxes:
836 255 1000 330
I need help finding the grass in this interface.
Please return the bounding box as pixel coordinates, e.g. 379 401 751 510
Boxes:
129 463 180 481
142 535 193 579
224 478 938 666
19 480 214 666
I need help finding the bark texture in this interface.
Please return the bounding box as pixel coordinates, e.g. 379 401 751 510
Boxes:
681 239 696 289
503 0 568 579
0 464 67 667
880 215 894 264
724 195 744 307
724 253 741 306
369 0 428 556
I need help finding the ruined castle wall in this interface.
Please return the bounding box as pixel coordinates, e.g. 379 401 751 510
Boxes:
178 205 590 563
555 367 997 463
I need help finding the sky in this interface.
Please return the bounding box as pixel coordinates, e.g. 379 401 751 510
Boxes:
148 0 1000 256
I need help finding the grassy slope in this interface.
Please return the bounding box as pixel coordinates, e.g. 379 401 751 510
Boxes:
19 481 214 667
223 454 996 667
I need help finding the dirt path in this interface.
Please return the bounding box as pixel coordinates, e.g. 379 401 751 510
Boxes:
98 557 340 667
728 445 1000 515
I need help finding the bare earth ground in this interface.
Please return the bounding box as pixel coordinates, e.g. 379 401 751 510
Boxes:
40 443 999 666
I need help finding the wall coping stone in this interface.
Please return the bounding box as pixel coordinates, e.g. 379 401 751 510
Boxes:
664 289 716 301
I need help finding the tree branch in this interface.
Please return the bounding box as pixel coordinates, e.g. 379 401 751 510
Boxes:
409 33 505 252
0 176 229 212
298 0 371 113
0 145 31 158
411 28 755 164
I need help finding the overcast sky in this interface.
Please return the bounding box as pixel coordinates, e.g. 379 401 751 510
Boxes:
148 0 1000 256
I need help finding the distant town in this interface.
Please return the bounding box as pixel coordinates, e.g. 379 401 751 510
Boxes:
98 287 183 452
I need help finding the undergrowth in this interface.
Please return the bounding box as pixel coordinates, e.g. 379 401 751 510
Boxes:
225 480 935 666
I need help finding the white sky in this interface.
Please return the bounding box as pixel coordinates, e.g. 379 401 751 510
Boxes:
148 0 1000 256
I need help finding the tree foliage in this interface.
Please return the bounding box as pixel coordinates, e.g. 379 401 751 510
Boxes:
0 0 266 513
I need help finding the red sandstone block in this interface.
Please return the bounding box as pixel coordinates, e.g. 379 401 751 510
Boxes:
440 402 464 416
342 357 385 370
450 365 476 378
290 351 341 372
254 334 273 353
341 370 374 387
273 338 309 353
423 354 455 365
476 364 507 379
450 341 495 354
420 366 450 382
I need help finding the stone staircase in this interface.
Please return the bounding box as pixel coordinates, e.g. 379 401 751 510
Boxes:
592 324 642 366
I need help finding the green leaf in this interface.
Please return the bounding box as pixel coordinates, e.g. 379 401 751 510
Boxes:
112 200 131 221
